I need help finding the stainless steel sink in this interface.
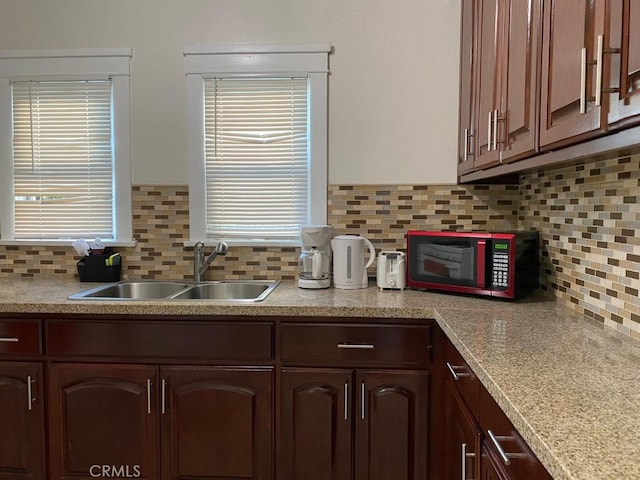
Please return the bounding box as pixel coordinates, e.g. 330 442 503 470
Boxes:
68 281 191 300
68 280 279 302
169 281 277 301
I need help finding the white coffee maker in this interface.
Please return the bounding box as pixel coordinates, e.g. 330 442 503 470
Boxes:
298 225 333 289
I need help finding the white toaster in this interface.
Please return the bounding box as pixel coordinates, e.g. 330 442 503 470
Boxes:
376 251 406 290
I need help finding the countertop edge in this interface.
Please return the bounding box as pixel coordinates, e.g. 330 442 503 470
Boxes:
433 309 571 480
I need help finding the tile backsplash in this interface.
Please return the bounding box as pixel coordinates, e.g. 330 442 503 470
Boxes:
1 155 639 339
0 184 520 281
520 154 640 340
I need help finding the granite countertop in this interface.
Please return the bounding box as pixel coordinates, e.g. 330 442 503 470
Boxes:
1 278 639 480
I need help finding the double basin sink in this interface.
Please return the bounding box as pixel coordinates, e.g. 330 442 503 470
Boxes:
68 280 279 302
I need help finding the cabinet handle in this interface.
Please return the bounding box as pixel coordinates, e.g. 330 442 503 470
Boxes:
595 34 604 107
0 337 19 343
580 45 601 114
580 47 588 114
464 128 469 162
492 109 498 151
344 382 349 421
161 379 167 415
338 343 374 349
594 34 621 106
27 375 35 411
361 382 366 420
461 442 476 480
446 362 470 381
146 379 152 414
464 128 475 162
487 429 517 466
487 111 493 151
494 109 506 152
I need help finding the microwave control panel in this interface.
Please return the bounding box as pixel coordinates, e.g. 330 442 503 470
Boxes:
491 240 510 289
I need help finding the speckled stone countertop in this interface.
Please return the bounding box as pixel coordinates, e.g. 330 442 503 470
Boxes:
1 278 639 480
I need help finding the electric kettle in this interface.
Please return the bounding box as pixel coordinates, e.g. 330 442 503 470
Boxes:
331 235 376 289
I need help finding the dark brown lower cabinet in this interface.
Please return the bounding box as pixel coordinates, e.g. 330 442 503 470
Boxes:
280 368 429 480
48 363 159 480
444 379 480 480
280 368 352 480
0 362 45 480
48 363 273 480
161 366 273 480
441 337 553 480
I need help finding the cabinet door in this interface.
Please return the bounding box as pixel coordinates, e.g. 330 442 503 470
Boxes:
458 0 478 174
48 363 159 480
474 0 502 167
0 362 45 480
480 444 509 480
499 0 541 163
444 380 481 480
540 0 607 149
355 370 429 480
161 366 273 480
607 0 640 127
279 368 352 480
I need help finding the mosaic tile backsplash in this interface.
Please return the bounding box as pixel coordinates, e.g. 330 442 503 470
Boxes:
520 154 640 340
0 184 521 281
1 153 639 339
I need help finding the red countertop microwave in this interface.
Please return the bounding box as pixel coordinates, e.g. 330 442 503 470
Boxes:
406 230 539 299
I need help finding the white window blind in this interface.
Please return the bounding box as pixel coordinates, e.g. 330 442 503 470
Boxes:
204 77 309 241
11 80 114 240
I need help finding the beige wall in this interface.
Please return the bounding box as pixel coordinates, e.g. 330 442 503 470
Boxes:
0 0 461 185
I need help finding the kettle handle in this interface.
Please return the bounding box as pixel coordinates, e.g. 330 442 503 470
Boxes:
363 237 376 269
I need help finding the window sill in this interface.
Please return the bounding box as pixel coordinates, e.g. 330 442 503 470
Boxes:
0 239 137 248
184 239 300 248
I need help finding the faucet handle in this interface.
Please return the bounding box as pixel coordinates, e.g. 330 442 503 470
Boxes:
215 241 229 256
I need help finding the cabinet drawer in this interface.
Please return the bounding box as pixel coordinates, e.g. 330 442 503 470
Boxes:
479 387 552 479
445 340 480 419
281 323 432 367
46 320 273 361
0 319 41 356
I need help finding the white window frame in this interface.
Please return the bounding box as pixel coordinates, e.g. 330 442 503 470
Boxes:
0 48 134 246
184 44 330 247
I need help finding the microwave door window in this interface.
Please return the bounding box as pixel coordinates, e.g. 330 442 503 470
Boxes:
417 242 476 286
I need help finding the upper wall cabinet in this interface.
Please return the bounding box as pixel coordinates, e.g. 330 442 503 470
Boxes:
457 0 477 174
542 0 640 148
539 1 607 148
607 0 640 128
458 0 640 181
458 0 541 173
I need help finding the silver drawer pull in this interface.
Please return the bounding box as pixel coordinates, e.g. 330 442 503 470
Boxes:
487 430 526 466
27 375 35 411
338 343 374 349
0 337 19 343
146 379 152 415
487 430 512 465
446 362 470 381
461 442 476 480
161 379 167 415
344 382 349 421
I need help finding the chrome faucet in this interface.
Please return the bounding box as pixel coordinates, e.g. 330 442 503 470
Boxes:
193 241 228 282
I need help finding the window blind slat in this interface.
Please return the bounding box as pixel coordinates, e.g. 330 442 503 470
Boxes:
11 80 114 239
203 77 309 240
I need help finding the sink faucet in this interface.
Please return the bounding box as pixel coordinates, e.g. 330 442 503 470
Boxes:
193 241 228 282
